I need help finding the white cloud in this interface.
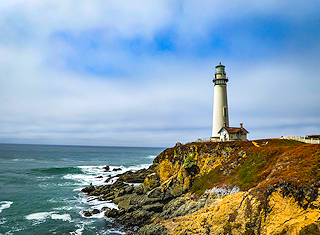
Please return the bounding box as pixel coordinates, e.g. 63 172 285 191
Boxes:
0 1 319 146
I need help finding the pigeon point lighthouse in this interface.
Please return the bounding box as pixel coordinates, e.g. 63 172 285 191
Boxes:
211 62 229 139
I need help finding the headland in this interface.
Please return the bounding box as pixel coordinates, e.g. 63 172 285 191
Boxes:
82 138 320 235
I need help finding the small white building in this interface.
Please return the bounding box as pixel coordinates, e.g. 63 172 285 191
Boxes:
218 123 249 141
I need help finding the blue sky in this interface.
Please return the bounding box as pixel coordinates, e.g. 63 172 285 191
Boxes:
0 1 320 147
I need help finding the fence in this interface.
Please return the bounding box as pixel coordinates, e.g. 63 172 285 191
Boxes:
282 136 320 144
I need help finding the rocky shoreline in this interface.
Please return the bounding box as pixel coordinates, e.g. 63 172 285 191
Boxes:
81 163 183 234
81 139 320 235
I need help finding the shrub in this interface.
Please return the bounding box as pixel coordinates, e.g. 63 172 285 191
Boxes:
184 154 195 169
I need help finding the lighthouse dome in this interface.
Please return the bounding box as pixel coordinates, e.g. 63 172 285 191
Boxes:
215 62 226 75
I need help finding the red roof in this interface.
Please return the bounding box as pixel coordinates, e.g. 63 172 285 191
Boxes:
218 127 249 134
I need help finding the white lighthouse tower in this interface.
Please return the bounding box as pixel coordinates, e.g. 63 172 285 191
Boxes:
211 62 229 139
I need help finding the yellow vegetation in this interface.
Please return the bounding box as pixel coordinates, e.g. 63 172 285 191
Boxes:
164 189 320 235
151 139 320 234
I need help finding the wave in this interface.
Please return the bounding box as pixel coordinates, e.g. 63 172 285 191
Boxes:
79 197 118 219
63 163 152 187
144 155 157 159
12 158 35 162
33 166 82 175
25 211 71 222
0 201 13 213
38 182 76 189
70 221 94 235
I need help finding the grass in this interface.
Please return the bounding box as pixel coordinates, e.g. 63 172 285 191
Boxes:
191 166 222 195
156 139 320 196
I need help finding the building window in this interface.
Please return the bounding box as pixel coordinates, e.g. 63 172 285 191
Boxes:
223 107 227 117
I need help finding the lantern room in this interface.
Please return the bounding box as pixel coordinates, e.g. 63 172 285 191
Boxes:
215 62 226 75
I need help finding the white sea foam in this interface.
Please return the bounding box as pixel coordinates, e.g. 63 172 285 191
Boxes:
25 211 72 223
12 158 35 162
88 199 118 210
0 218 6 225
107 229 126 235
53 205 74 211
51 213 72 222
0 201 13 213
144 155 157 159
78 196 118 219
25 212 52 221
73 187 84 191
65 164 151 188
63 173 100 186
70 221 93 235
39 182 75 189
36 176 55 181
70 227 84 235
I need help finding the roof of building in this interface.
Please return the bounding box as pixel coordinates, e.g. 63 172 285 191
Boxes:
218 127 249 134
215 62 225 68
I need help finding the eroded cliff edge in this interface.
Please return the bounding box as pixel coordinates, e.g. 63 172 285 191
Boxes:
83 139 320 235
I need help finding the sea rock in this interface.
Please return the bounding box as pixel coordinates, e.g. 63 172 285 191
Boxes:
92 209 100 214
104 165 110 172
116 209 153 227
82 210 92 217
113 167 122 171
81 185 95 193
117 168 152 183
104 208 120 218
104 177 113 183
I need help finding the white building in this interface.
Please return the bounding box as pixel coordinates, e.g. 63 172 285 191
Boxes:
218 123 249 141
211 62 229 139
210 62 249 141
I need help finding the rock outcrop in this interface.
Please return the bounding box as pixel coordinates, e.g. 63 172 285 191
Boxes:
82 139 320 235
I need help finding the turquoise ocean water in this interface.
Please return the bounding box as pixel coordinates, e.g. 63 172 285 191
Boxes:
0 144 164 235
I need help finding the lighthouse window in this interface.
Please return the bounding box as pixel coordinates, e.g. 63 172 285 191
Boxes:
223 107 227 116
215 80 226 85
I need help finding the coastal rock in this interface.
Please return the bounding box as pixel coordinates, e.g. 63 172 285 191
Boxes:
104 165 110 172
113 167 122 171
81 185 95 193
142 202 163 212
104 177 113 183
105 208 121 218
143 173 160 192
164 188 320 235
116 209 154 227
156 193 216 220
136 223 169 235
82 139 320 235
82 210 92 217
133 185 145 195
92 209 100 214
117 168 152 183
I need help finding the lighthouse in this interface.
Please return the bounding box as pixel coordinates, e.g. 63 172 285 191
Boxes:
211 62 229 139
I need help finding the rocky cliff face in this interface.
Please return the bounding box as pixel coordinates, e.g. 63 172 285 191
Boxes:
82 139 320 234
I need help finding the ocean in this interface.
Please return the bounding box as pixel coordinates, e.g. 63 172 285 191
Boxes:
0 144 164 235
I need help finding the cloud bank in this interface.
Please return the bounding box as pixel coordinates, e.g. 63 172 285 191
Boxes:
1 1 320 146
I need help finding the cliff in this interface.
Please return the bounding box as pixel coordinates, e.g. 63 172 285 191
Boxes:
82 139 320 235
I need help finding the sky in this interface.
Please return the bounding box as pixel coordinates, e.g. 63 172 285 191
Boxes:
1 1 320 147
